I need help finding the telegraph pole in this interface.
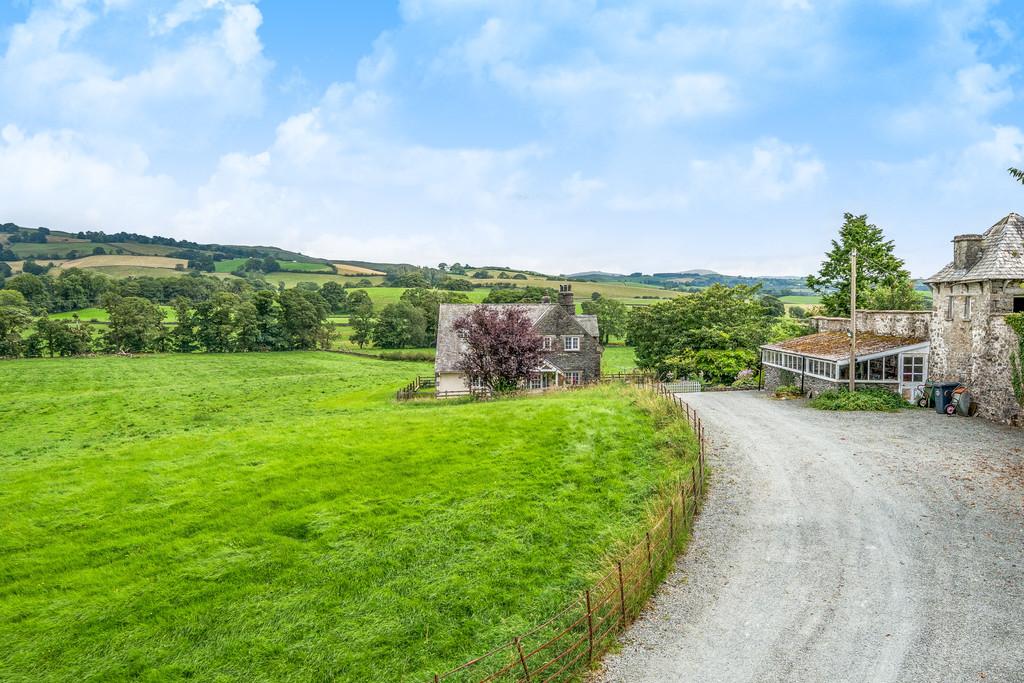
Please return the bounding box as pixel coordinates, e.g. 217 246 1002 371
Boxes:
849 249 857 392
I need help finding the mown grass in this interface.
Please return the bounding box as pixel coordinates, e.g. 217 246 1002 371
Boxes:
0 352 695 682
809 387 909 411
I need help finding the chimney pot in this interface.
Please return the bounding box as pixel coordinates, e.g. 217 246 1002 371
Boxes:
953 234 984 270
541 295 550 304
557 284 574 315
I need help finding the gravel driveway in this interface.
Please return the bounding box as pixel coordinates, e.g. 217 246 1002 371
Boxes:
598 392 1024 683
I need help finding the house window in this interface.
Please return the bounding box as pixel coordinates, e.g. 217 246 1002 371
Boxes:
1014 297 1024 313
902 355 926 383
471 376 486 390
565 371 582 385
962 296 972 321
945 296 954 321
529 374 543 390
542 336 554 351
564 336 580 351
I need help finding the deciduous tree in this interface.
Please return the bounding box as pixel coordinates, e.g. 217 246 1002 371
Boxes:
453 306 544 393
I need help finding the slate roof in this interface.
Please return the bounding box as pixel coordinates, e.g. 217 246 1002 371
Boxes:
926 212 1024 283
761 331 928 361
435 304 598 373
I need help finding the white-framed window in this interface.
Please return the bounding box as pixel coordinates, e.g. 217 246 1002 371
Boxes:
564 336 580 351
565 370 582 385
471 376 486 390
542 335 554 351
902 354 926 383
529 374 543 390
962 296 972 321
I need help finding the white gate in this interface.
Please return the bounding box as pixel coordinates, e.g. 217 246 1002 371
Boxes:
664 379 702 393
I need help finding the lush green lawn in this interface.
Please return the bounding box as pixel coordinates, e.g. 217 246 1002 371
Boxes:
0 352 695 682
601 345 638 374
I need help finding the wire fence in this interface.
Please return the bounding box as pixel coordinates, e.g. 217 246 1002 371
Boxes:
428 379 708 683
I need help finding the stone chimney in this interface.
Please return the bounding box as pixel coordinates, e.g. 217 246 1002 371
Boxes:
558 284 574 316
953 234 984 270
541 295 551 304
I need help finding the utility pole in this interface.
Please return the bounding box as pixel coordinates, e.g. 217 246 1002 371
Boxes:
849 249 857 392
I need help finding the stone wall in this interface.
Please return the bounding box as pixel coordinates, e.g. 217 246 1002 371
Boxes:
811 310 931 337
928 280 1021 424
762 364 898 399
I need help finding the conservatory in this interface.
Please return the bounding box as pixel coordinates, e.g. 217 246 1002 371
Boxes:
760 331 930 399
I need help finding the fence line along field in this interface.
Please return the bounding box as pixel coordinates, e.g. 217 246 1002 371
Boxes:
0 352 697 682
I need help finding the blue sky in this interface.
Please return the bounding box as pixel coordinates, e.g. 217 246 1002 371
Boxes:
1 1 1022 276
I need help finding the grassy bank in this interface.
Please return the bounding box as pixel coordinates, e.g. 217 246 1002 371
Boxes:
0 352 695 681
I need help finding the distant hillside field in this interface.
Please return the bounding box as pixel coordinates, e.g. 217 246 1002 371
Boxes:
55 255 189 271
334 262 386 276
0 352 697 681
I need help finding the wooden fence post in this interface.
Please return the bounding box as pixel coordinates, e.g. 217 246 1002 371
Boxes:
645 532 654 583
585 589 594 663
669 503 675 546
514 637 531 682
617 561 627 627
681 485 688 528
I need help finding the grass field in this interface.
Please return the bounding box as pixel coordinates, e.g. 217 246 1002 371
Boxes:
0 352 696 682
459 271 681 303
49 306 177 322
601 345 638 373
213 259 334 274
779 295 822 305
7 241 113 259
55 255 188 270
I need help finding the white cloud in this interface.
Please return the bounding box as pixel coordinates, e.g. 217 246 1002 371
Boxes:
690 139 825 201
0 1 270 133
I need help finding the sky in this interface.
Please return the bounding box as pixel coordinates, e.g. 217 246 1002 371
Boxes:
0 1 1022 277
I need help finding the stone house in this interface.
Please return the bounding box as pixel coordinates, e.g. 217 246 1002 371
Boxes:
434 284 602 396
760 212 1024 425
924 212 1024 424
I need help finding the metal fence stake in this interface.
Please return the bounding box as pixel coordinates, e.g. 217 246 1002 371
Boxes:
514 637 531 682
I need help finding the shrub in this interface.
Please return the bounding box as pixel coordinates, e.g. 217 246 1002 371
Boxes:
378 350 435 362
732 368 760 388
809 387 908 412
774 384 803 398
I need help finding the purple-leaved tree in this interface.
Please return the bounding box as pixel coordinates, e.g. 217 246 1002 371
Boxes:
453 306 545 393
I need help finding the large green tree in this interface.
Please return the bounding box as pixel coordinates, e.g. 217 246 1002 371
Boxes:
104 295 165 352
627 284 768 381
372 302 429 348
580 297 627 345
0 292 31 357
806 213 922 316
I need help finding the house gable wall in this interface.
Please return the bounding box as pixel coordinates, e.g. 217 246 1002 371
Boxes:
534 306 602 381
